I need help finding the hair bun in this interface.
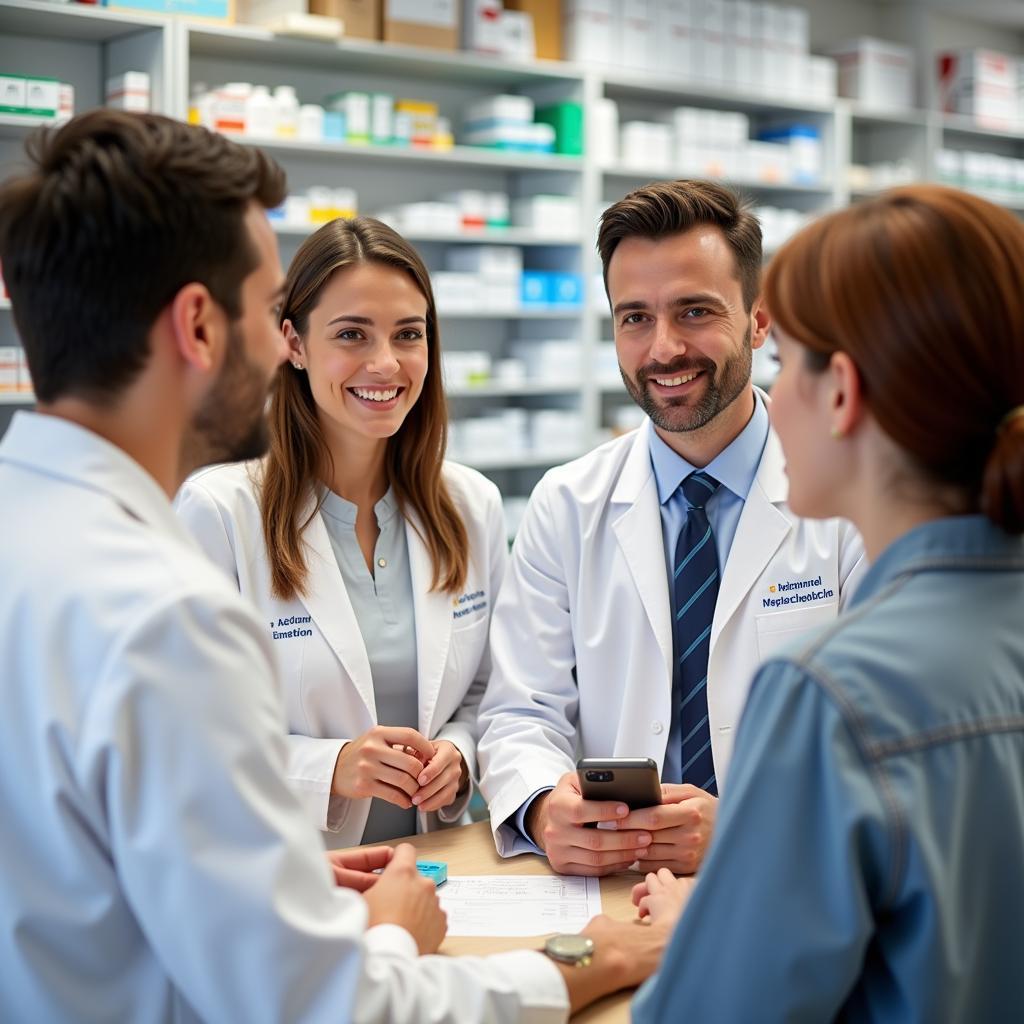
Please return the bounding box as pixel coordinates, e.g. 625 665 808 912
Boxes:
982 408 1024 534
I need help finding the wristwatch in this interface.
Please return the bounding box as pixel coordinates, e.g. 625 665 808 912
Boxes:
543 934 595 967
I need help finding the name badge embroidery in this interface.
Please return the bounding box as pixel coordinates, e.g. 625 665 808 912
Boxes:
452 589 487 619
270 614 313 639
762 575 835 610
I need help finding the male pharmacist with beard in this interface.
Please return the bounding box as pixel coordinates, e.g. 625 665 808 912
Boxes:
478 179 866 877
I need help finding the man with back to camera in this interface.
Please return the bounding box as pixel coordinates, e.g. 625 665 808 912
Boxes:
477 179 866 876
0 109 668 1023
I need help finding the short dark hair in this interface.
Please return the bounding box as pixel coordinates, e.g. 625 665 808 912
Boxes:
597 179 763 310
0 109 286 403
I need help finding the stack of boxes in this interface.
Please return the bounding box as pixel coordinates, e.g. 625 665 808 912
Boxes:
461 94 583 156
829 38 915 112
937 49 1019 131
936 149 1024 202
430 245 584 313
0 73 73 124
607 103 824 186
562 1 835 104
376 192 580 238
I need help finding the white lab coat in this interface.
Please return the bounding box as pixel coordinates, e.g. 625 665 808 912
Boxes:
176 458 507 848
0 411 566 1023
478 415 866 854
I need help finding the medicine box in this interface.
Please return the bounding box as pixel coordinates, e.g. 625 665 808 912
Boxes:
0 75 27 115
415 861 448 886
620 0 656 74
0 347 19 393
462 0 503 54
105 0 236 23
562 0 615 67
383 0 460 51
829 37 914 111
535 102 583 156
504 0 560 61
308 0 380 38
106 72 151 113
21 76 59 118
938 48 1017 129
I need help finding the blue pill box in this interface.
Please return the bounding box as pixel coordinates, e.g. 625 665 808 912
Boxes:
416 860 447 886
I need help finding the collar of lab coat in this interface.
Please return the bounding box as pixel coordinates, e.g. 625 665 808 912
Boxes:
0 411 190 542
612 387 787 507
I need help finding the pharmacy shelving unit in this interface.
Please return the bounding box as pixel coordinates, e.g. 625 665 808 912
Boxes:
167 19 592 499
6 0 1024 488
587 68 842 439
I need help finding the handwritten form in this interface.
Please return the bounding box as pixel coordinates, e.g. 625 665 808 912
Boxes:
438 875 602 937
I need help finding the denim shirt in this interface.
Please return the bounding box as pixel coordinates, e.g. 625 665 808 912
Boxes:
634 515 1024 1023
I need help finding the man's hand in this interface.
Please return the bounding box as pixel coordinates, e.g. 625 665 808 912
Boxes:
617 784 717 874
556 913 675 1014
632 867 696 926
362 843 448 954
332 727 434 808
525 771 652 876
413 740 468 813
325 846 394 891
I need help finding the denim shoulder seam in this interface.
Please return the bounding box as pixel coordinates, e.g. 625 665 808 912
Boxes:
868 716 1024 760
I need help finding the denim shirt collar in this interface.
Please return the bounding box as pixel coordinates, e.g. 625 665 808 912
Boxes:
851 514 1024 608
648 391 770 506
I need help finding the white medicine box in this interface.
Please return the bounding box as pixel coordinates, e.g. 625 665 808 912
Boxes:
0 75 27 114
937 48 1018 130
828 37 914 111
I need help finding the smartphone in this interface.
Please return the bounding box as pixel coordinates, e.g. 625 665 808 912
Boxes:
577 757 662 825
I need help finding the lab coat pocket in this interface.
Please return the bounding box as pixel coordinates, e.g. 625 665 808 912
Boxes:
755 603 837 661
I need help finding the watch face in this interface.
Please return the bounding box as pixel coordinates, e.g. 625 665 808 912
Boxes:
545 934 595 962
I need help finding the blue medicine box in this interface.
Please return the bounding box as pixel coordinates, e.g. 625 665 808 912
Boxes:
416 860 447 886
549 272 583 307
521 270 549 306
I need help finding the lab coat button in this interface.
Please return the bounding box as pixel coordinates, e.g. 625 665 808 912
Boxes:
651 721 663 735
377 558 387 568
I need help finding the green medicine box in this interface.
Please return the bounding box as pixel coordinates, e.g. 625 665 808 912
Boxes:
536 102 584 157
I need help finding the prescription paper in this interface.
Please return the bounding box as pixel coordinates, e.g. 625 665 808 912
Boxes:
438 875 602 937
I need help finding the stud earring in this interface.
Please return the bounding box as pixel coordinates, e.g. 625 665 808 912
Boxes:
292 361 304 371
830 425 844 439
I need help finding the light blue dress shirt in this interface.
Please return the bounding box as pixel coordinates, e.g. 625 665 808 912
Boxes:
320 486 419 844
633 514 1024 1023
651 392 769 783
512 394 769 843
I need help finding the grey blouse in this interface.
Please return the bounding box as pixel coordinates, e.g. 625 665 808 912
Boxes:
319 486 419 844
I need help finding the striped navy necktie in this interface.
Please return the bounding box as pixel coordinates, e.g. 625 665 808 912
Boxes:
673 470 721 796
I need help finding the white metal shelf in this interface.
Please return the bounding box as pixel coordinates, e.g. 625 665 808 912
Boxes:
461 449 583 471
187 24 583 85
0 393 33 405
599 69 834 117
0 112 56 139
439 307 582 320
242 136 583 173
850 106 930 129
0 0 168 41
447 382 582 398
272 224 581 246
600 165 833 194
939 114 1024 144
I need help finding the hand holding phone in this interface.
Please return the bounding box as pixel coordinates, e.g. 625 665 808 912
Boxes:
577 757 662 826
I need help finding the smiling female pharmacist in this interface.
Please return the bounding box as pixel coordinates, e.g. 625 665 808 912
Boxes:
177 217 506 847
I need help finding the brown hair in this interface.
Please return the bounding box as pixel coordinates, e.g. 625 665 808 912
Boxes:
261 217 468 598
597 179 763 310
764 184 1024 534
0 109 285 403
